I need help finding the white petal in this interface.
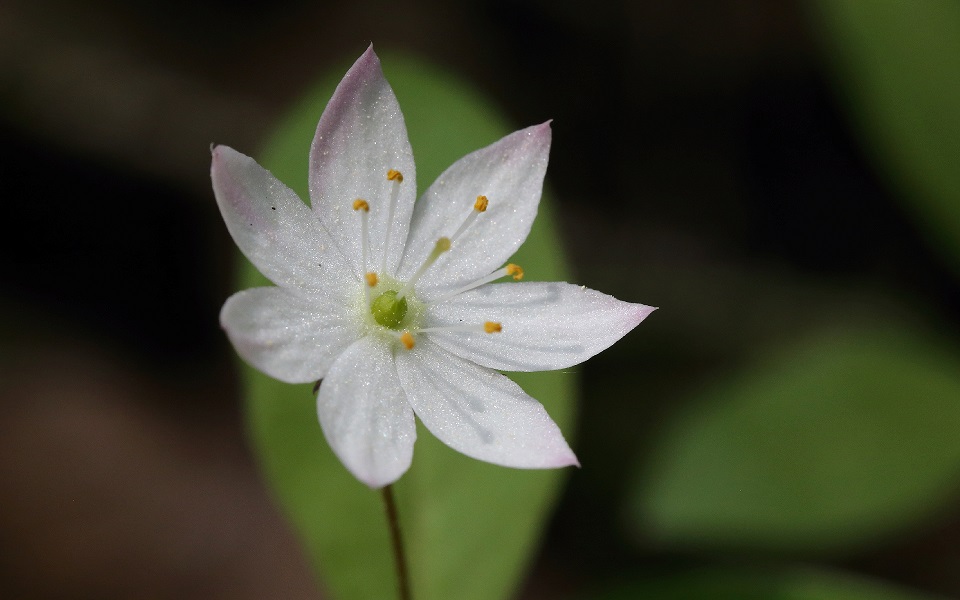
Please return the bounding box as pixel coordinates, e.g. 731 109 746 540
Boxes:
316 336 416 488
426 282 656 372
309 45 416 278
211 145 356 299
396 340 577 469
220 287 361 384
398 123 551 293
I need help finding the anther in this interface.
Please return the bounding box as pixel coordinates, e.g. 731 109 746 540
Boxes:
484 321 502 333
434 237 452 253
365 272 378 287
400 331 415 349
387 169 404 183
506 263 524 280
352 199 369 212
451 195 491 243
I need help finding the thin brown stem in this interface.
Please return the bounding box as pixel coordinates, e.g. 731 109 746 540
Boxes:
381 484 411 600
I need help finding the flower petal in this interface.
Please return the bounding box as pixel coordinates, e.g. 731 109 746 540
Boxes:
316 336 416 488
396 340 577 469
211 145 355 299
426 282 656 371
220 287 361 384
398 122 551 293
309 45 416 278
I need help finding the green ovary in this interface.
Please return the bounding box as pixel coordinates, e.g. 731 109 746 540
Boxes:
371 290 408 329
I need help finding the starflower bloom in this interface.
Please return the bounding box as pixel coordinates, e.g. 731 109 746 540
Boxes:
212 46 654 488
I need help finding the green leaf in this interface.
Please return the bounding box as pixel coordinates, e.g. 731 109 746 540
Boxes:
239 50 576 600
588 568 946 600
631 324 960 554
809 0 960 270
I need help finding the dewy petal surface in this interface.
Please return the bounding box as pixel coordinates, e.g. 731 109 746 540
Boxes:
317 336 416 488
212 145 355 300
309 45 416 277
396 340 578 469
427 282 656 372
398 123 551 294
221 287 361 384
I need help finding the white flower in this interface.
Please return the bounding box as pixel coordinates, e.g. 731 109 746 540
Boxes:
211 46 655 488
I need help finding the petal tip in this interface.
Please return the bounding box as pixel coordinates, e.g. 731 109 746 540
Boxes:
529 120 553 141
628 303 657 329
210 144 239 167
352 43 383 76
638 303 658 317
550 449 580 469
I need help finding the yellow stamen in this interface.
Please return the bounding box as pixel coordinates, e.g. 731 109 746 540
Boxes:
400 331 415 349
396 238 451 299
354 198 372 302
484 321 502 333
382 170 404 273
428 263 526 305
451 196 490 243
365 272 378 287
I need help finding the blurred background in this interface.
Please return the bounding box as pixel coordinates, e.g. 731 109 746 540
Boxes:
3 0 960 598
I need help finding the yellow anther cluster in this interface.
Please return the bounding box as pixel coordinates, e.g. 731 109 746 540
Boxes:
506 264 524 280
484 321 502 334
387 169 404 182
353 199 369 212
365 272 378 287
474 195 489 212
400 331 415 349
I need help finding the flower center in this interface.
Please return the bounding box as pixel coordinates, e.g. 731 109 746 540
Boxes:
352 170 521 349
370 289 408 329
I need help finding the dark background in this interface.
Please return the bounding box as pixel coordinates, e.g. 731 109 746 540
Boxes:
3 1 959 598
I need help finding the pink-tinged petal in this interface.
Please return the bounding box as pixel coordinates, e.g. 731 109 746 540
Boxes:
211 145 356 299
395 340 578 469
309 45 416 278
398 123 551 293
316 336 416 488
426 282 655 372
220 287 361 384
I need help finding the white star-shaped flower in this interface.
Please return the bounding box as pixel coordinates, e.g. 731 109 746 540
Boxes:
211 46 655 488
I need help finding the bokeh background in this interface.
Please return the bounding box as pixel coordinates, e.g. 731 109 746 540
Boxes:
3 0 960 598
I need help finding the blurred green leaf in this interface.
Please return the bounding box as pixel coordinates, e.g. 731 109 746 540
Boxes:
632 324 960 554
810 0 960 270
588 568 946 600
239 50 576 600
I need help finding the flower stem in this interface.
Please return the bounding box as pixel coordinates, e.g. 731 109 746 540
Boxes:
381 484 411 600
